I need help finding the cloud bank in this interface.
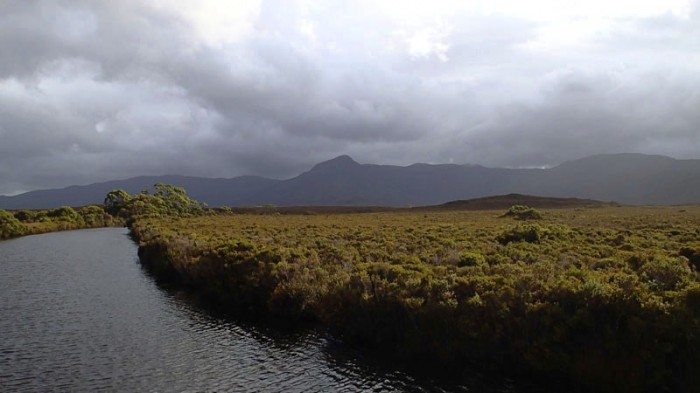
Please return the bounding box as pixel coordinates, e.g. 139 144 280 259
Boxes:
1 0 698 194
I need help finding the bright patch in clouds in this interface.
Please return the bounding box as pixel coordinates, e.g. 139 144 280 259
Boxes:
395 23 452 61
151 0 263 47
484 0 690 19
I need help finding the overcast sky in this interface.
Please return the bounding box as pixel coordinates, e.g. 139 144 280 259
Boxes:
1 0 699 195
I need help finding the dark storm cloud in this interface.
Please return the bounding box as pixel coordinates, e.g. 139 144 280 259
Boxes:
0 0 699 194
447 67 700 168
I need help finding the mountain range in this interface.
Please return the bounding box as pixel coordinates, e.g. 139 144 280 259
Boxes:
2 153 700 209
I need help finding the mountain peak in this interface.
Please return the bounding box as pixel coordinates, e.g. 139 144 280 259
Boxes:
328 155 358 164
310 155 360 171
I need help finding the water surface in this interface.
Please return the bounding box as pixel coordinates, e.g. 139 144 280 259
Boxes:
0 228 521 392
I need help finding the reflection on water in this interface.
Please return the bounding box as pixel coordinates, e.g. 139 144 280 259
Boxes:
0 228 521 392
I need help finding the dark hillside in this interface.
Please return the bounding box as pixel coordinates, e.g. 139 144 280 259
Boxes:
3 153 700 209
427 193 612 211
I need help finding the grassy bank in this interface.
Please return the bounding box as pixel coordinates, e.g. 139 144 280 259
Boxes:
131 206 700 392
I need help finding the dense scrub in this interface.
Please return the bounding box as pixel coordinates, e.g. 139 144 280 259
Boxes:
132 206 700 392
2 205 120 238
0 183 202 240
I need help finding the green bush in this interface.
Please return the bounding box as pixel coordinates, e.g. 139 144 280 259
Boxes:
0 209 26 239
503 205 543 220
79 205 113 227
47 206 81 221
13 210 38 222
497 224 542 244
457 252 487 267
679 247 700 271
106 183 205 222
639 256 692 290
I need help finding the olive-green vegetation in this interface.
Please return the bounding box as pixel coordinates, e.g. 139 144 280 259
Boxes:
501 204 543 220
1 205 120 238
132 204 700 392
0 209 26 239
4 184 700 391
0 182 203 240
105 182 205 223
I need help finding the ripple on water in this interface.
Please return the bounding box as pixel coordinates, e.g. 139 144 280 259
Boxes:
0 228 521 392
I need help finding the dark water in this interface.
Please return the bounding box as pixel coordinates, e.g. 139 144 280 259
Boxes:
0 228 521 392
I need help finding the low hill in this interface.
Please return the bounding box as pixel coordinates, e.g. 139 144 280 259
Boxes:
427 193 613 211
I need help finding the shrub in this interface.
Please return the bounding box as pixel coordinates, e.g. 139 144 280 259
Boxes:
679 247 700 271
79 205 113 227
457 252 487 267
106 183 205 222
639 256 692 290
0 209 26 239
502 205 542 220
13 210 38 222
47 206 82 221
497 224 542 244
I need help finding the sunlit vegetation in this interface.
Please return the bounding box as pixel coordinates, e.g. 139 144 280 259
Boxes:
0 209 26 239
132 204 700 392
2 205 119 238
0 182 204 239
501 204 543 220
105 182 206 223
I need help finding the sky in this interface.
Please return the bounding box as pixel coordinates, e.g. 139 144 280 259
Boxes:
1 0 699 195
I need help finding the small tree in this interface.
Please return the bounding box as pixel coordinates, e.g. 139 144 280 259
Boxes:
102 183 205 224
104 189 132 216
153 183 205 215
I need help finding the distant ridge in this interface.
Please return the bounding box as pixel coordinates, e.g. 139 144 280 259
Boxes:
427 193 613 211
2 153 700 209
208 194 611 214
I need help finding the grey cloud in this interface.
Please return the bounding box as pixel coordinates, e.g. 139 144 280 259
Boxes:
452 67 700 168
0 0 699 195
